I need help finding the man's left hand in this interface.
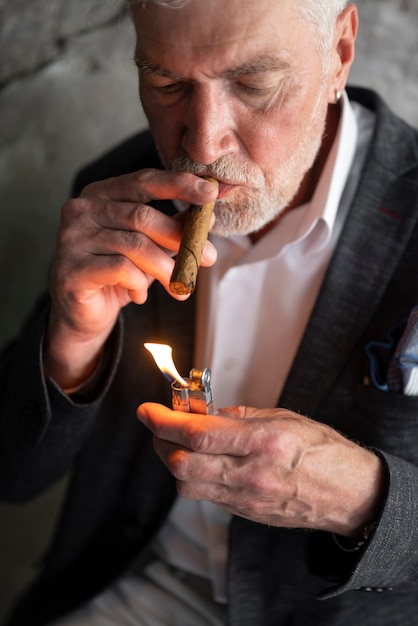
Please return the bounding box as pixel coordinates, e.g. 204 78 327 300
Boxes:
137 403 386 539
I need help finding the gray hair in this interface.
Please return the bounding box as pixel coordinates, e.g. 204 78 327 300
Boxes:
298 0 351 55
129 0 351 58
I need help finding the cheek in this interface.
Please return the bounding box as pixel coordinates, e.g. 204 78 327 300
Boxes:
251 100 313 162
242 115 288 172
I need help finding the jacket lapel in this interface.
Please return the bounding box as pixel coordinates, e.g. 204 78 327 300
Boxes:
280 88 418 418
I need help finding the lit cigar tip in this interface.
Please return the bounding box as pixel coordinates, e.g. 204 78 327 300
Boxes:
170 279 195 296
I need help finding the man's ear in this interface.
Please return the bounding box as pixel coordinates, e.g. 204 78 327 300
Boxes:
327 4 358 103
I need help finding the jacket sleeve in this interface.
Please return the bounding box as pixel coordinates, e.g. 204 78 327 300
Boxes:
0 293 123 502
307 450 418 597
0 131 157 503
306 376 418 597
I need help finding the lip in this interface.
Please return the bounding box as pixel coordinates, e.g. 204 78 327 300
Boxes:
217 182 241 198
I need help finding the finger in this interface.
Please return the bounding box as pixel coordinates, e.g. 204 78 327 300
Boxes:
62 198 182 249
153 436 235 478
153 439 281 519
83 226 177 290
137 402 253 455
54 252 156 306
82 169 219 206
62 199 218 268
102 203 218 267
59 205 216 301
175 480 253 516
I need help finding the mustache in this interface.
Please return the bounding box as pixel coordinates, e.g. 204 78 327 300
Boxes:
169 155 261 187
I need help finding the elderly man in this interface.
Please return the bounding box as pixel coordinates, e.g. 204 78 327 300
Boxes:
2 0 418 624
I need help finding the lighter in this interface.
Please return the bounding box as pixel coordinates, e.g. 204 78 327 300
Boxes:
144 343 215 415
171 368 214 415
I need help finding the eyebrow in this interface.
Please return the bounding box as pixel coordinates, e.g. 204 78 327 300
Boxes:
224 56 292 78
133 54 291 81
134 56 184 80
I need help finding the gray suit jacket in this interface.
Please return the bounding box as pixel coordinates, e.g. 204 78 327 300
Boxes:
2 87 418 626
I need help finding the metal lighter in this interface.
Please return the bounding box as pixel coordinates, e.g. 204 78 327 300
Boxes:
171 368 214 415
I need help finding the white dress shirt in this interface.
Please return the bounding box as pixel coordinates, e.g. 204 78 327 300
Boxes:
153 92 376 603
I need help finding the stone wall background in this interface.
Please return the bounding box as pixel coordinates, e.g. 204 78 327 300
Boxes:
0 0 417 623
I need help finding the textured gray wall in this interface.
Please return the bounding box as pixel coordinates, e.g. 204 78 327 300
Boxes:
0 0 417 623
0 1 145 348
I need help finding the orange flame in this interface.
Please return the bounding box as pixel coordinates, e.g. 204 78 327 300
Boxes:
144 343 188 387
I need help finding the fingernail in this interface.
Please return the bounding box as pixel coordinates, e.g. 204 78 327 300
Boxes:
202 241 217 264
198 179 218 194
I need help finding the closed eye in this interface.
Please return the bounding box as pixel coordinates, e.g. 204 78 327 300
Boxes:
153 81 186 94
236 83 277 97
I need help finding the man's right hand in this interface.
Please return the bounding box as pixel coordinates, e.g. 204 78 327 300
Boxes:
43 169 218 390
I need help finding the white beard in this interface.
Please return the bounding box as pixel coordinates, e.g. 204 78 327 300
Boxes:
168 92 328 237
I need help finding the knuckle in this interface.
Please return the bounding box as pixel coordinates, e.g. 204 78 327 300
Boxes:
107 254 137 276
133 168 156 186
264 432 288 456
60 197 93 233
80 180 102 197
169 449 190 481
56 223 78 250
60 198 81 224
184 422 212 452
126 231 151 260
106 253 129 271
130 203 157 232
245 470 270 496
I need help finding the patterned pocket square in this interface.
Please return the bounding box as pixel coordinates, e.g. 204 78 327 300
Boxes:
387 306 418 395
366 306 418 395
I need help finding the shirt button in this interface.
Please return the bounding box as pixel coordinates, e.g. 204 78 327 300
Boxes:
224 359 236 371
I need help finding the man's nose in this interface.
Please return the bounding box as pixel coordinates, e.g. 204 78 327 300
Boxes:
181 85 240 165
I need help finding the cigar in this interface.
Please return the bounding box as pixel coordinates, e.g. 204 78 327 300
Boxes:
169 177 219 295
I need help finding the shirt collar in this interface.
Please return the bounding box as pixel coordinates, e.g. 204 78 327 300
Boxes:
292 89 359 251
